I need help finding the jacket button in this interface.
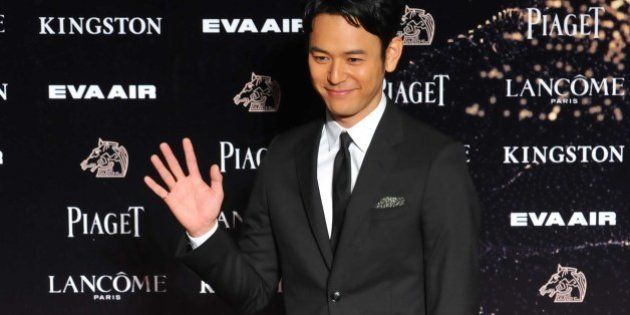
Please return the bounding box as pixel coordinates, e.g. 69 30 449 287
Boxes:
329 291 342 302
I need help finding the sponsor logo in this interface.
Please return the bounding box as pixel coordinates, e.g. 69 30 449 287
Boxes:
202 18 302 33
200 279 282 293
0 83 7 101
199 281 216 294
0 14 5 33
539 264 587 303
233 72 281 112
48 271 167 301
216 210 243 230
463 144 471 163
510 211 616 227
67 206 144 238
526 7 602 40
397 5 434 45
49 84 156 100
503 145 624 164
383 75 449 106
506 75 625 104
219 142 267 172
80 138 129 178
39 17 162 35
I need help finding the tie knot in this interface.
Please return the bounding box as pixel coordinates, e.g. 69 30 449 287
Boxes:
339 131 353 150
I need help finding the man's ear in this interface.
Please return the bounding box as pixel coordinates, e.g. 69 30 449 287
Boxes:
384 36 403 73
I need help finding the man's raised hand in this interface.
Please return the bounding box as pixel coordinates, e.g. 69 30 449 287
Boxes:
144 138 223 237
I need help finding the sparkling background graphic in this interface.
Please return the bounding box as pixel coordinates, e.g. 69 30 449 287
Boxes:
391 0 629 313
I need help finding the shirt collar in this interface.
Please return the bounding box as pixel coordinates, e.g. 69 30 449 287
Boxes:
323 89 388 153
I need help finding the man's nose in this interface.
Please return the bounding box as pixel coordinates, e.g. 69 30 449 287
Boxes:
327 60 347 85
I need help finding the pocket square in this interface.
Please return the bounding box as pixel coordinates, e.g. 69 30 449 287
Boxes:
375 196 405 209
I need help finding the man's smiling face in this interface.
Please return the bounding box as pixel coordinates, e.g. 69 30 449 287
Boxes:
308 13 402 128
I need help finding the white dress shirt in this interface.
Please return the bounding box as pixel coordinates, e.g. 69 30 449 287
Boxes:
187 90 388 249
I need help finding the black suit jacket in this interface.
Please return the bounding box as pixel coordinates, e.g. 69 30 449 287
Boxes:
175 97 482 315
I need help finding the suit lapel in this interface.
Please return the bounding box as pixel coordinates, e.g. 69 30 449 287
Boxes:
295 118 334 270
294 97 405 272
330 97 404 272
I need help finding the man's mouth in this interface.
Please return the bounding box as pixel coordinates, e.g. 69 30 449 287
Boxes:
325 88 355 97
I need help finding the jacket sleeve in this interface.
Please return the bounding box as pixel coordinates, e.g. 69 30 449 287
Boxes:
174 137 280 315
420 141 482 315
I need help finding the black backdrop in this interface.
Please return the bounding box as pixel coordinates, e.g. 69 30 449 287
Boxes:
0 0 628 314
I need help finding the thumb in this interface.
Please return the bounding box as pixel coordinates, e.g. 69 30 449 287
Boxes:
209 164 223 195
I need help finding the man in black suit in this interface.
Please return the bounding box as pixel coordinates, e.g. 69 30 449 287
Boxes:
144 0 482 314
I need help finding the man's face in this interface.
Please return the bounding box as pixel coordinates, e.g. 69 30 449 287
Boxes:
308 13 395 127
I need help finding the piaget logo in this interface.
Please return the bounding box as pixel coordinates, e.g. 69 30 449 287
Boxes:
220 141 267 172
383 75 449 106
526 7 603 40
67 206 144 238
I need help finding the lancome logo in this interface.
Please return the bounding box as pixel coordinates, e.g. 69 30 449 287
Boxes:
200 279 282 294
48 271 167 301
505 75 624 104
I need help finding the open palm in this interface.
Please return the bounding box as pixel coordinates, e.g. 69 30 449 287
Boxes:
144 138 224 237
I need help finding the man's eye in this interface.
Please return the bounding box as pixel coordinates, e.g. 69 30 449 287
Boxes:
348 58 362 63
314 56 327 62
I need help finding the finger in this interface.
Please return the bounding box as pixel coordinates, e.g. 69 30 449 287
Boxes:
209 164 224 196
150 154 176 189
144 176 169 199
183 138 201 177
159 142 186 179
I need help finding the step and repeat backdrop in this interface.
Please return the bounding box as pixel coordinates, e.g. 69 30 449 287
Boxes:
0 0 628 314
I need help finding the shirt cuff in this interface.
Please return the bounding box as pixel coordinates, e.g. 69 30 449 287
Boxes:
186 221 219 250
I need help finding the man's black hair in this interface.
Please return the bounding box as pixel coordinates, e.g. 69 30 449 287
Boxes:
302 0 404 61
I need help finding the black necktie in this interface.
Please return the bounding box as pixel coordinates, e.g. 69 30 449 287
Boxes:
331 131 353 256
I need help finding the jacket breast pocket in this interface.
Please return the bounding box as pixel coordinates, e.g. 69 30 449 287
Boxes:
370 204 408 220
